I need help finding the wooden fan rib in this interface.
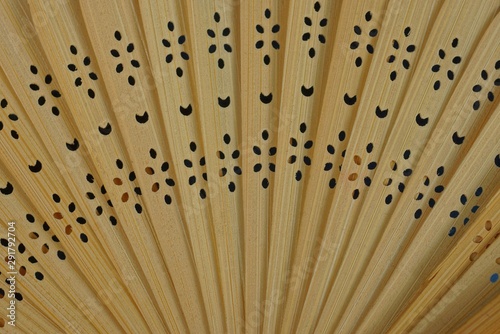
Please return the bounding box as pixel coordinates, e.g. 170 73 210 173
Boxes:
137 1 227 332
183 0 244 332
280 1 389 331
19 3 193 328
0 174 126 333
313 1 499 332
262 0 341 332
409 236 500 333
0 271 74 334
0 226 100 334
0 137 148 333
338 12 500 333
0 0 496 332
78 1 213 332
4 302 64 333
240 1 286 332
355 101 500 333
388 189 500 332
0 31 154 334
294 0 443 331
454 293 500 334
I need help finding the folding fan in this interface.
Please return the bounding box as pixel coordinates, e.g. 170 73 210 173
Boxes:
0 0 498 333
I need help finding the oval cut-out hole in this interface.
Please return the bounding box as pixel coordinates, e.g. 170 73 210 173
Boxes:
152 183 160 192
113 178 123 185
390 160 397 170
469 252 478 261
65 225 72 235
53 212 63 219
29 232 39 239
348 173 358 181
354 155 362 165
383 178 392 186
121 193 129 202
19 266 26 276
473 235 483 243
42 244 49 254
485 220 492 231
145 167 154 175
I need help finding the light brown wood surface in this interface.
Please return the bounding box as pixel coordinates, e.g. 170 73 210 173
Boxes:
0 0 498 333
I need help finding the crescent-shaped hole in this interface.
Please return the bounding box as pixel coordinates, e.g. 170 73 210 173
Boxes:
260 92 273 104
218 96 231 108
343 93 357 106
452 131 465 145
179 104 193 116
98 123 112 135
28 160 43 173
66 138 79 151
0 182 14 195
135 111 149 124
301 85 314 97
415 113 429 126
375 106 388 119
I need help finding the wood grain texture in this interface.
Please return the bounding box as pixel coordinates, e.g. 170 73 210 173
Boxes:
0 1 497 333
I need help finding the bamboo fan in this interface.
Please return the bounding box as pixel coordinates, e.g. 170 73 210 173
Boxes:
0 0 498 333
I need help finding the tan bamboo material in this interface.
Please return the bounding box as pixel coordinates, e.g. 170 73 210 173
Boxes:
0 1 498 333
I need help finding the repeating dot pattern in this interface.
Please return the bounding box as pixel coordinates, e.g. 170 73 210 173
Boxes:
299 1 330 98
252 130 277 189
67 45 99 99
0 98 20 140
217 134 242 192
162 20 190 78
143 149 177 205
0 97 96 254
385 26 416 82
183 142 208 199
406 166 448 221
321 132 348 190
302 2 328 59
83 173 119 226
381 149 419 206
256 8 281 66
447 186 484 237
349 11 378 68
288 123 313 182
207 12 233 70
430 38 461 91
465 218 499 285
0 211 69 291
110 31 140 86
28 65 62 116
470 60 499 111
105 157 151 213
0 1 498 330
343 142 380 199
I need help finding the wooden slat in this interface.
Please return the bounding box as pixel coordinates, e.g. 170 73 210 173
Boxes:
315 2 499 333
295 0 443 331
182 1 244 331
280 1 388 332
78 0 208 331
262 1 340 332
239 0 286 333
